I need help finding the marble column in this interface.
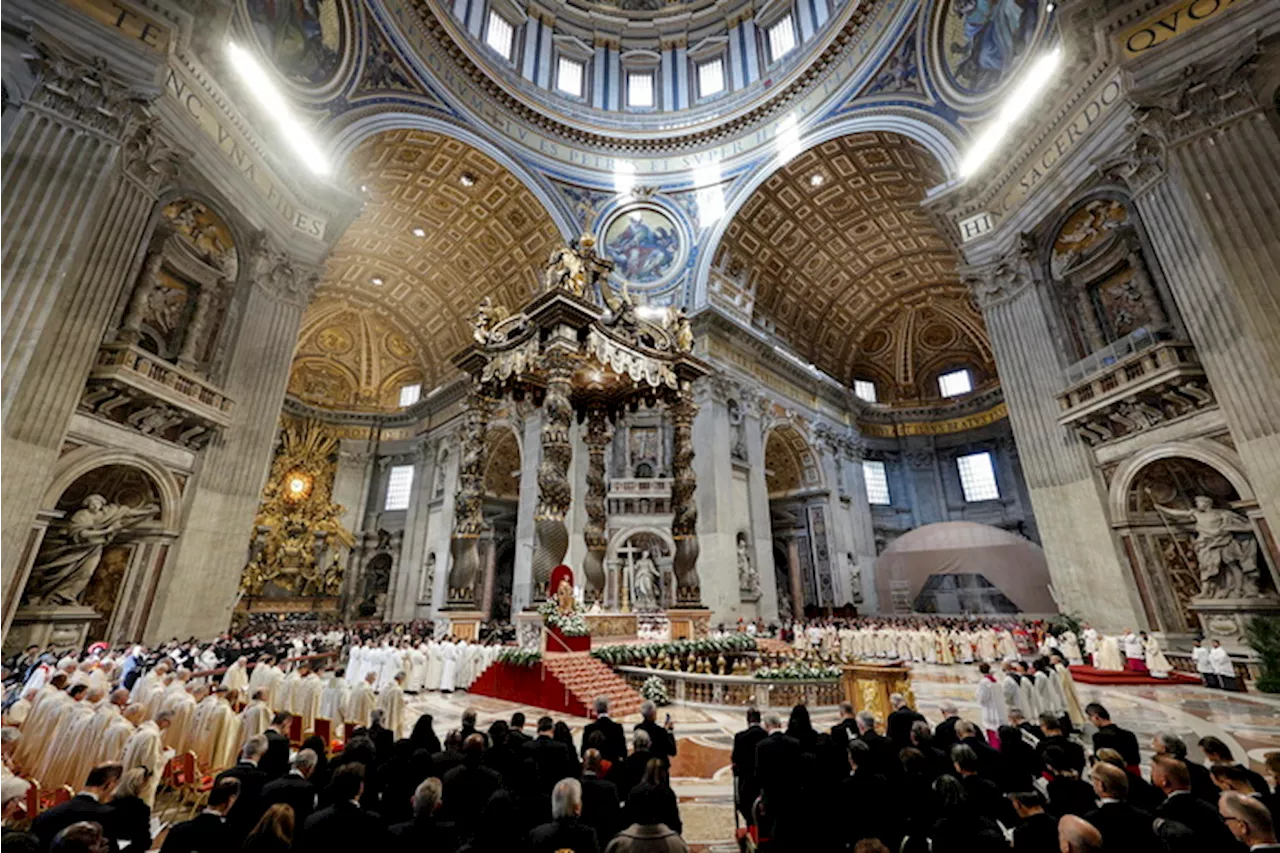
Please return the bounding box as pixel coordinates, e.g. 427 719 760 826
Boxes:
144 235 318 641
742 393 779 621
670 384 702 606
963 244 1144 628
1 78 185 633
333 440 375 617
690 380 740 619
1116 56 1280 529
511 410 542 614
818 426 879 612
388 438 433 621
447 390 492 606
786 536 804 620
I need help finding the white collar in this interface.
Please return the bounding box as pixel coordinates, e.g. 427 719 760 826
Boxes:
1099 797 1122 805
78 791 100 802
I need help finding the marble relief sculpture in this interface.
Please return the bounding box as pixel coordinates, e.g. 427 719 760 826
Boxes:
737 535 759 595
632 551 660 611
25 496 158 605
1152 494 1263 598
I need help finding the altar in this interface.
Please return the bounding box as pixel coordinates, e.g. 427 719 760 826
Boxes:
839 661 915 721
584 612 638 638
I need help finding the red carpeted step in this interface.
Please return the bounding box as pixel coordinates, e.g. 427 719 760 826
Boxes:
1068 665 1202 686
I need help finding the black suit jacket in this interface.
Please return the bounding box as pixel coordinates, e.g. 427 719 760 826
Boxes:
580 775 622 843
755 732 803 804
858 729 899 776
1083 801 1155 850
1045 776 1097 818
616 749 654 801
1092 724 1141 767
441 762 503 828
582 716 627 764
159 812 232 853
387 814 457 849
1154 790 1239 850
300 801 388 852
731 725 768 800
527 816 599 853
525 735 581 794
31 794 116 850
215 760 270 843
887 708 926 751
634 720 677 760
261 729 291 779
1036 733 1086 774
1010 811 1059 852
934 715 961 750
260 772 317 827
106 795 151 851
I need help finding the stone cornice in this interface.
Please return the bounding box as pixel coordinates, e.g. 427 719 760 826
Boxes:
959 234 1038 310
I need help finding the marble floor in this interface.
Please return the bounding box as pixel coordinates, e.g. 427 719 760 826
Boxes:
403 664 1280 852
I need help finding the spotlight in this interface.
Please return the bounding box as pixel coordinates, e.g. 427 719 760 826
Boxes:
960 47 1063 178
370 276 384 286
809 174 825 187
412 227 426 238
225 42 329 176
459 173 477 187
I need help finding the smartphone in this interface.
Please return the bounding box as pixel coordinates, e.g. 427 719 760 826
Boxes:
665 713 671 725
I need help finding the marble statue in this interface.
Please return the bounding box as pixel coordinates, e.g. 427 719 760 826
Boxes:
556 577 576 614
471 297 510 344
737 537 759 593
423 553 436 604
632 550 660 611
25 495 158 606
1152 494 1262 598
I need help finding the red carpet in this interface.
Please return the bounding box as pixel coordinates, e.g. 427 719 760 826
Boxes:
1069 665 1200 686
469 652 643 717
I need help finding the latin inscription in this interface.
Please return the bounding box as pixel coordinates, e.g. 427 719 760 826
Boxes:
1119 0 1246 59
64 0 171 53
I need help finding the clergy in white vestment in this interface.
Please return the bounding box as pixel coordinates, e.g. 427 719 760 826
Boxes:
977 630 997 662
424 641 444 691
14 681 69 769
121 711 172 805
347 672 377 726
407 646 428 693
1143 634 1172 678
293 668 323 733
1050 655 1085 725
997 630 1019 662
189 686 242 771
279 669 302 716
1000 666 1023 717
1081 624 1099 666
37 687 102 789
1032 667 1060 719
1059 631 1083 666
975 663 1006 746
4 689 35 728
1122 630 1145 672
1209 640 1237 689
239 690 272 748
377 672 406 737
319 670 349 723
1096 635 1124 671
129 662 169 709
94 703 140 778
246 657 281 708
439 639 458 693
221 657 250 694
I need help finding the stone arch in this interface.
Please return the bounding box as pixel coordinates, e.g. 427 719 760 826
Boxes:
1108 440 1255 526
606 525 676 562
693 109 962 309
762 422 823 495
42 447 183 534
483 424 522 500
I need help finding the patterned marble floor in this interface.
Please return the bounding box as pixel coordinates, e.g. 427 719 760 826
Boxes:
403 665 1280 852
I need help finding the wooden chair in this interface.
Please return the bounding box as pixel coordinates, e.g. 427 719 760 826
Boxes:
343 722 358 743
313 718 332 746
287 715 303 745
22 777 41 825
46 785 73 810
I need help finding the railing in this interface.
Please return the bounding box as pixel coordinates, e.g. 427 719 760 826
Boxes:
607 478 673 515
1063 326 1171 387
617 665 842 708
93 342 235 419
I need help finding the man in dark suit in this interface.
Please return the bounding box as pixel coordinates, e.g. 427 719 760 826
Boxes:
261 711 292 779
755 712 803 834
260 747 318 828
388 777 457 849
159 777 239 853
633 702 677 762
1152 754 1239 850
509 712 531 745
1221 791 1280 851
525 716 580 794
442 734 502 833
855 710 899 777
1086 703 1140 769
580 750 622 846
300 763 389 851
1082 762 1155 850
368 709 395 761
1201 736 1271 795
933 701 962 751
459 707 489 748
1154 733 1218 803
830 702 859 747
951 744 1011 826
909 721 951 781
841 739 903 849
215 734 270 845
1010 790 1059 852
582 697 627 764
731 706 768 823
616 731 654 802
886 692 926 752
1009 708 1043 743
955 720 1000 780
31 763 122 849
1037 714 1085 774
527 778 599 853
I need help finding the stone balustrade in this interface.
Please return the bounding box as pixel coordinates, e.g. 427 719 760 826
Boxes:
1056 338 1214 446
617 665 842 708
79 342 235 448
607 478 672 515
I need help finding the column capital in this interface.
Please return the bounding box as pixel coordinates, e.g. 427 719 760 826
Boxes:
121 112 190 196
1129 37 1263 145
961 233 1038 310
247 231 321 307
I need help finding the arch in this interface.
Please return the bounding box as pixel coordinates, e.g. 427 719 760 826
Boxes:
1108 440 1256 526
327 111 578 241
762 421 824 495
606 524 676 562
483 424 522 499
692 109 962 309
42 447 184 534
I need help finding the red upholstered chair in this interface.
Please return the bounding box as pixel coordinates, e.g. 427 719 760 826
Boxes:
287 715 303 745
344 722 358 743
314 718 332 745
23 777 41 821
46 785 73 810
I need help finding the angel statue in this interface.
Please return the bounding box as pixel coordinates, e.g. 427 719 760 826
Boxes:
25 495 159 606
667 307 694 352
1151 493 1262 598
543 246 586 297
471 296 510 345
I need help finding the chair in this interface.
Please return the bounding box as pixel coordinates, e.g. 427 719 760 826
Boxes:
23 777 41 824
314 718 332 745
287 715 303 745
45 785 73 810
344 722 358 743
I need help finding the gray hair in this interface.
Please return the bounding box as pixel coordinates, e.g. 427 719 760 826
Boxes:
939 701 959 716
764 713 783 730
856 711 876 731
1154 732 1187 758
412 777 443 816
889 693 906 709
1009 707 1025 721
1 727 21 746
551 777 582 819
955 720 978 739
293 749 317 772
633 729 652 750
155 710 174 725
113 767 148 800
639 700 656 720
371 709 385 725
594 696 609 715
242 734 268 760
462 708 478 727
1220 791 1274 839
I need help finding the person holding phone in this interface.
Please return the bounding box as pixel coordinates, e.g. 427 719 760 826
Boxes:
635 701 677 762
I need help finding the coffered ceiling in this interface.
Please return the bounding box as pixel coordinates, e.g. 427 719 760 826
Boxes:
713 131 997 402
292 128 564 410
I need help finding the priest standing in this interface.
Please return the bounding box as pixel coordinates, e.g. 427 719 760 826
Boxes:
121 709 172 805
347 672 378 727
377 672 406 738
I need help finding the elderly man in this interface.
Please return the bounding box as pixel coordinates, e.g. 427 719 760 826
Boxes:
121 709 172 805
389 777 456 847
260 748 318 827
1082 761 1156 849
528 777 599 853
886 692 925 751
1058 815 1104 853
1152 754 1238 849
634 701 676 761
1220 791 1280 851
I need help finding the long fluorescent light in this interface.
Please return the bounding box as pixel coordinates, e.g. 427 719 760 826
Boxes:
960 47 1063 179
226 41 330 176
694 161 724 228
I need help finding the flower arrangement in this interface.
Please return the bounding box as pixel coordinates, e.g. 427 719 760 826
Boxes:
640 675 671 706
592 634 756 667
538 599 590 636
498 648 542 667
753 663 842 680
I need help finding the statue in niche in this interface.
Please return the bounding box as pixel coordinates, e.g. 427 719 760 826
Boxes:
727 399 747 462
25 495 158 606
846 552 864 604
632 550 660 611
737 535 759 594
434 450 449 497
423 553 436 603
1151 494 1263 598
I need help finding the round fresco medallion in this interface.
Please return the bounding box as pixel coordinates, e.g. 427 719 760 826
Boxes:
243 0 351 90
315 325 354 355
928 0 1048 105
385 333 415 360
600 205 685 288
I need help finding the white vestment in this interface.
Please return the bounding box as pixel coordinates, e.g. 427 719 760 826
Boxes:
1096 636 1124 671
1145 637 1172 678
319 676 349 723
439 642 458 692
976 675 1006 733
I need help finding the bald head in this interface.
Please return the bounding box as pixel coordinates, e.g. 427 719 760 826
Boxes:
1091 762 1128 801
1058 815 1103 853
1220 791 1276 846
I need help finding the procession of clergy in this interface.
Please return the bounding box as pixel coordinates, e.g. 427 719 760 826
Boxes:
792 617 1182 677
3 634 503 807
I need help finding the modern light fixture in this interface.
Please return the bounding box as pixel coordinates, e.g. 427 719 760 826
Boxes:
412 227 426 238
370 276 384 286
459 173 477 187
960 47 1063 178
225 42 330 176
695 161 724 228
809 173 825 187
614 160 637 196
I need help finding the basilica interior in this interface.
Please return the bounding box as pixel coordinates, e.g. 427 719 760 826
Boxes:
4 0 1280 849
